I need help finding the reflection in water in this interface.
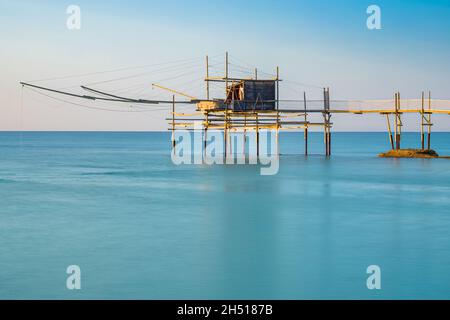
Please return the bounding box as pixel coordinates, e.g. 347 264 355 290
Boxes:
1 132 450 299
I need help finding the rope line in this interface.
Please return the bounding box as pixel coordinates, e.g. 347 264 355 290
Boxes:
28 55 211 83
26 87 174 113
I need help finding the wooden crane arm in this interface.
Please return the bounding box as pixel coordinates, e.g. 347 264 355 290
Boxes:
152 83 198 100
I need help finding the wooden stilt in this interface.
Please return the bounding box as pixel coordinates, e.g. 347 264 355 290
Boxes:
427 91 432 150
204 127 207 155
172 95 176 151
328 126 331 156
243 113 247 155
276 66 280 155
386 114 394 150
229 127 232 155
224 108 228 158
323 88 327 156
304 91 308 156
227 114 231 155
224 52 229 159
206 55 210 100
204 112 208 156
394 93 398 150
397 92 402 150
327 88 331 156
323 88 331 157
421 91 425 150
394 92 402 150
256 112 259 158
304 128 308 156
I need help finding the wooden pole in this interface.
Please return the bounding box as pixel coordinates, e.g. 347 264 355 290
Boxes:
172 95 176 150
256 112 259 158
206 55 210 100
204 112 208 155
327 88 331 156
394 93 399 150
304 91 308 156
323 88 329 156
386 114 394 150
328 124 331 156
428 91 432 150
421 91 425 150
203 58 209 157
397 92 402 150
224 52 229 158
276 66 280 155
225 52 229 97
229 116 232 155
394 93 397 149
224 109 228 158
276 67 280 114
323 88 326 145
255 68 258 80
243 113 247 155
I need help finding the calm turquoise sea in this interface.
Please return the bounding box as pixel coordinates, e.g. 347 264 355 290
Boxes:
1 132 450 299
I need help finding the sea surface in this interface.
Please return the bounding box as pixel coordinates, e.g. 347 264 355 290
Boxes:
0 131 450 299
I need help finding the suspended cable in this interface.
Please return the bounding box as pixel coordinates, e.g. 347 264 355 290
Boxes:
80 86 167 104
26 87 173 113
84 59 204 86
28 56 206 83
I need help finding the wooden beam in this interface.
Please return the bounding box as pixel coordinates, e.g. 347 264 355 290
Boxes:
205 77 281 82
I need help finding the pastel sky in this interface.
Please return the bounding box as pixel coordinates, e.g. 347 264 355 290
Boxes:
1 0 449 131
